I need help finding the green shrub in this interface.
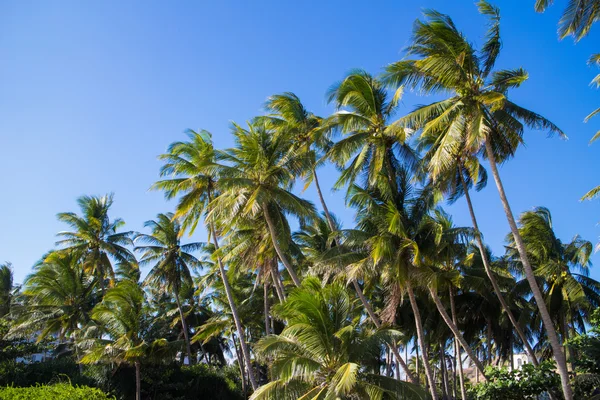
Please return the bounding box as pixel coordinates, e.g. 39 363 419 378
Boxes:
0 383 114 400
468 360 560 400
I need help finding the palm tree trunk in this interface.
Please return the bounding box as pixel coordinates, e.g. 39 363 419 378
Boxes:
429 287 487 380
484 140 572 400
209 225 258 391
312 167 336 230
232 332 248 396
262 203 301 286
407 281 439 400
270 261 286 302
486 316 492 365
450 287 467 400
134 360 141 400
313 172 417 385
440 344 450 399
264 278 270 335
459 168 539 366
174 292 194 365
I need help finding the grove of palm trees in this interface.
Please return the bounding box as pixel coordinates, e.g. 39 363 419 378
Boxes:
3 1 600 399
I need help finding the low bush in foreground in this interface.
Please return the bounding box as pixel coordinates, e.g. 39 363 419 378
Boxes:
0 383 114 400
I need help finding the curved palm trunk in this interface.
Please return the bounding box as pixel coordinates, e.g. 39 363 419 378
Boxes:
450 287 467 400
406 281 439 400
262 204 301 287
429 287 487 380
459 170 539 366
210 225 258 391
134 360 141 400
313 170 418 385
484 141 572 400
174 292 194 365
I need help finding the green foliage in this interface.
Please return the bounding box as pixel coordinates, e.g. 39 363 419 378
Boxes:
0 383 112 400
469 361 560 400
0 318 46 362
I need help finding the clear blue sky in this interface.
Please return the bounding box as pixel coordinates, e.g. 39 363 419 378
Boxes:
1 1 599 284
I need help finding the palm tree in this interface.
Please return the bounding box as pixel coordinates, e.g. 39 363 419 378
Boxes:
250 278 426 400
134 212 202 365
55 193 135 294
209 120 316 287
507 207 600 355
263 93 334 229
8 251 97 344
326 70 416 195
383 3 572 397
0 263 13 317
79 279 169 400
152 129 258 390
534 0 600 40
342 173 444 399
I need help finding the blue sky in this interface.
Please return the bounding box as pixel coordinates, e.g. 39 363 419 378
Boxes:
1 1 599 284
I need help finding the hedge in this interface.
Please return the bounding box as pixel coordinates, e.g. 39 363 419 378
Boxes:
0 383 114 400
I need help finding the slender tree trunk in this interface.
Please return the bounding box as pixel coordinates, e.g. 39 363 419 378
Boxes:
209 225 258 391
407 281 439 400
486 316 493 365
484 140 573 400
313 174 417 385
174 292 194 365
459 169 539 366
386 347 393 377
450 287 467 400
134 360 141 400
440 344 450 399
270 262 286 303
232 332 247 396
429 287 487 380
264 278 270 335
262 203 301 286
312 168 336 231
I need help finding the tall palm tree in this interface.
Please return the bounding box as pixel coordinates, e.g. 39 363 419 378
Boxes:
263 93 334 229
79 279 169 400
209 120 317 287
152 129 258 390
55 193 135 294
342 172 445 399
134 212 202 365
295 213 419 385
383 3 572 397
326 70 416 196
8 251 97 343
534 0 600 40
426 147 540 366
507 207 600 348
250 278 426 400
0 263 13 317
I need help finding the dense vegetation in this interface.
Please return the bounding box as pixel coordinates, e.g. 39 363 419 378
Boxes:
2 1 600 399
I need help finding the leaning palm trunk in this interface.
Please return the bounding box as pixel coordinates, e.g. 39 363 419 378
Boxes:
313 171 418 385
263 278 270 335
450 287 467 400
429 287 487 379
407 281 439 400
209 225 258 391
174 292 194 365
459 170 539 366
262 204 302 286
484 140 573 400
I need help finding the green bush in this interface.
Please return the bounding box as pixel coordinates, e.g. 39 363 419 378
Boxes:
0 357 243 400
468 360 560 400
0 383 114 400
